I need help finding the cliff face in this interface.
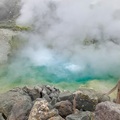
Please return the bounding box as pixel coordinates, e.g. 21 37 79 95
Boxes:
0 29 17 63
0 0 22 63
0 0 21 21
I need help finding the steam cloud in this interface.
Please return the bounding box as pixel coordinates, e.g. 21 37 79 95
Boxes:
16 0 120 81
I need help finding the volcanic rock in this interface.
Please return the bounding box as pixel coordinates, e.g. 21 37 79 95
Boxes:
55 100 73 118
95 101 120 120
0 87 32 120
22 86 43 101
76 88 110 111
48 116 65 120
66 111 94 120
59 91 74 103
28 98 58 120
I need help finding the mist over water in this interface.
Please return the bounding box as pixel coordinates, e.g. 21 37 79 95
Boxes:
1 0 120 91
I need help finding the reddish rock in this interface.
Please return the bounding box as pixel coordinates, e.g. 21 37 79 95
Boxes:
95 101 120 120
55 100 73 118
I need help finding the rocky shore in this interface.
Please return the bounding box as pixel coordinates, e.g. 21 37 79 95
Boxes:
0 85 119 120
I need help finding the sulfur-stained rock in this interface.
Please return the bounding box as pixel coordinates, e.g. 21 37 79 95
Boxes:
28 98 58 120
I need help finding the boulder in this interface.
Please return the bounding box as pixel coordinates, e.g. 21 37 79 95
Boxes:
78 88 110 103
59 91 74 103
74 93 97 111
22 86 43 101
75 88 110 111
0 87 32 120
95 101 120 120
66 111 94 120
28 98 58 120
55 100 73 118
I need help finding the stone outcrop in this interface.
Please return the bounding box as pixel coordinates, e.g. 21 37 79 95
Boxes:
95 101 120 120
0 29 18 63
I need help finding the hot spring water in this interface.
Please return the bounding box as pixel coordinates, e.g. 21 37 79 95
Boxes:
0 0 120 93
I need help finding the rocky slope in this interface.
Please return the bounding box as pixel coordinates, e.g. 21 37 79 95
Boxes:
0 85 111 120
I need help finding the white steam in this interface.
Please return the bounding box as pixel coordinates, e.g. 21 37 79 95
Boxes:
17 0 120 78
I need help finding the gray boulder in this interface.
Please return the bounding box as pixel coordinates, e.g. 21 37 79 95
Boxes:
66 111 94 120
95 101 120 120
59 91 74 103
0 87 32 120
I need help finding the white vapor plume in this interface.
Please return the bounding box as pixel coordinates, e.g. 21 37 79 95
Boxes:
16 0 120 79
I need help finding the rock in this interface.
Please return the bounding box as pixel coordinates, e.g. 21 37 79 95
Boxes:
96 93 110 103
50 97 58 106
43 94 51 102
95 101 120 120
59 92 74 103
28 98 58 120
0 87 32 120
22 85 60 102
56 88 110 112
0 29 18 63
74 89 98 111
66 111 94 120
55 100 73 118
49 86 60 99
0 113 5 120
22 86 43 101
48 116 65 120
42 85 60 97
